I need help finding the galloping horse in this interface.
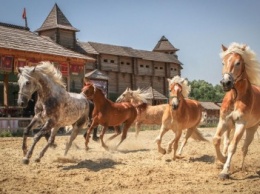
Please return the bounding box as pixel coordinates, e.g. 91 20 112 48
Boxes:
82 83 137 150
17 62 90 164
213 43 260 179
155 76 207 159
116 88 167 137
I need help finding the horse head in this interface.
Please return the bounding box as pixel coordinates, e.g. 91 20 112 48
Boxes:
116 87 133 103
168 82 183 110
220 44 247 91
17 66 38 108
82 83 96 100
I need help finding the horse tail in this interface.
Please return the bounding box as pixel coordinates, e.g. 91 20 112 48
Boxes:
191 128 208 142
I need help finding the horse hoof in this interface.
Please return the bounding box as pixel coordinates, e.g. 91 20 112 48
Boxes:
22 158 30 165
50 143 57 148
219 173 229 180
166 149 172 154
35 158 41 163
92 136 100 142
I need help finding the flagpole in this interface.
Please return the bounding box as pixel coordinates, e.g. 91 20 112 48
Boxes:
22 8 28 28
25 16 28 28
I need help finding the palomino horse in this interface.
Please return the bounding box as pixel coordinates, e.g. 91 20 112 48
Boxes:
213 43 260 179
155 76 207 159
17 62 90 164
82 83 137 150
116 88 167 137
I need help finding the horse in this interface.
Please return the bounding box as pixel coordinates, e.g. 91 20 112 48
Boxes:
155 76 207 160
213 43 260 179
81 83 137 151
116 88 167 137
17 62 90 164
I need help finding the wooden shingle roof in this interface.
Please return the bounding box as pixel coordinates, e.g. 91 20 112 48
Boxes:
36 3 78 32
153 36 179 52
77 41 182 65
88 42 141 58
0 22 94 61
142 86 168 100
85 69 109 80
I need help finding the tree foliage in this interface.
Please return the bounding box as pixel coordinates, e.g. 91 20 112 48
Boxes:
188 80 225 102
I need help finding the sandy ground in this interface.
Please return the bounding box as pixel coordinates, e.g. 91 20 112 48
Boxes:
0 128 259 194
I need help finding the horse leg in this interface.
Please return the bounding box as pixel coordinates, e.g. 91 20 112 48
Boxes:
23 120 55 164
64 118 88 156
155 125 169 155
166 132 175 154
35 127 59 163
213 119 228 164
22 130 44 164
84 121 98 150
108 126 121 141
92 127 99 141
222 129 231 157
219 122 245 179
177 128 193 156
99 126 109 151
135 122 141 138
116 122 132 149
172 129 182 160
240 125 258 171
22 116 40 156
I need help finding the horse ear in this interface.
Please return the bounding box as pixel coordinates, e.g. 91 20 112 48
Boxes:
167 78 171 83
17 67 23 74
221 44 227 51
242 44 247 51
126 87 130 92
31 66 36 73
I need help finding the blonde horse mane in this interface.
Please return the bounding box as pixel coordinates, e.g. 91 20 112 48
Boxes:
33 61 66 88
129 88 150 103
220 42 260 86
168 75 191 98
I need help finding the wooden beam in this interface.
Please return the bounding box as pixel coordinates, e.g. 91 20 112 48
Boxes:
3 74 9 107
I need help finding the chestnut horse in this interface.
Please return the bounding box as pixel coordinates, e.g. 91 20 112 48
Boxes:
116 88 167 137
155 76 207 159
82 83 137 150
213 43 260 179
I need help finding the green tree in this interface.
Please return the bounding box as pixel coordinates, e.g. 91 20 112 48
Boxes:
189 80 224 102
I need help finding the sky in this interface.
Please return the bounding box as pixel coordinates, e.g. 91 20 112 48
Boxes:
0 0 260 86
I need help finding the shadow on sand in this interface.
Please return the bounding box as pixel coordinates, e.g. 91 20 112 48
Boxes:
61 158 122 172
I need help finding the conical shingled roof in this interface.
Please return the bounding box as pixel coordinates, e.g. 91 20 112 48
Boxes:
153 36 179 53
142 86 167 100
36 3 78 32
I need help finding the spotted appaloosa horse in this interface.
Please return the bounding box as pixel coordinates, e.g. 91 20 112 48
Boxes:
116 88 167 137
17 62 90 164
155 76 207 159
213 43 260 179
82 83 137 151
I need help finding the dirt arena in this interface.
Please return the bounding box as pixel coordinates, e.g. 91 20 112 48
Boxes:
0 128 259 194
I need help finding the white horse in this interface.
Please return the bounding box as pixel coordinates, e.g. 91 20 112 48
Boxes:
17 62 90 164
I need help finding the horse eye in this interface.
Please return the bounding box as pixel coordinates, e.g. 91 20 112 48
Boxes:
26 81 30 85
235 62 240 66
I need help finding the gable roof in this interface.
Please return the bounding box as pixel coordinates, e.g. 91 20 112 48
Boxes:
77 41 182 65
36 3 78 32
0 22 94 61
85 69 109 80
153 36 179 53
142 86 168 100
88 42 141 58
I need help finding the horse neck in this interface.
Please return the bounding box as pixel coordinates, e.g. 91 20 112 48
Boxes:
36 73 65 99
92 89 107 108
234 73 252 99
